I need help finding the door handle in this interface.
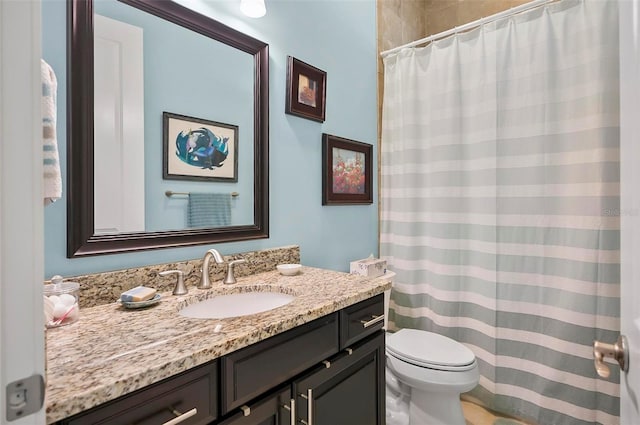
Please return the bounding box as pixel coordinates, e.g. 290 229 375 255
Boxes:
593 335 629 378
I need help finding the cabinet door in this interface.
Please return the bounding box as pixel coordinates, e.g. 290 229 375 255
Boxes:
293 332 385 425
219 387 293 425
222 313 339 413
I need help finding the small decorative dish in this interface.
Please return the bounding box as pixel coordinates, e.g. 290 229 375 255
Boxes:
117 294 162 309
277 264 302 276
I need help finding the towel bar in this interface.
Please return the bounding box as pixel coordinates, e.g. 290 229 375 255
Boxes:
165 190 239 197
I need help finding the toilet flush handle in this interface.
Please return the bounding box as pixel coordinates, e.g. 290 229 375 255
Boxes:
593 335 628 379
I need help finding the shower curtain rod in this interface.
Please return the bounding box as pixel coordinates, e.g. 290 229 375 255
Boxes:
380 0 557 58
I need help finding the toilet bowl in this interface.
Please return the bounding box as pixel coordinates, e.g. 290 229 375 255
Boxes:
385 328 480 425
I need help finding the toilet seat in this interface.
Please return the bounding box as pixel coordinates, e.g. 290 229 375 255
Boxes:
386 329 476 371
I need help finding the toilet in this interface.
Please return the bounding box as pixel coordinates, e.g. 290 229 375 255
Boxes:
383 288 480 425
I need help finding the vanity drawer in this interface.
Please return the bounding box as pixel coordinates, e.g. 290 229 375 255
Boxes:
339 293 385 349
221 313 339 414
63 362 217 425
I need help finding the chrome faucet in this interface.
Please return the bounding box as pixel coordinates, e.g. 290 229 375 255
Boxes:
199 248 225 289
159 269 187 295
223 259 247 284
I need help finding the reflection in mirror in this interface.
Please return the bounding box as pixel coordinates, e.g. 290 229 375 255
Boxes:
68 0 269 257
92 0 254 234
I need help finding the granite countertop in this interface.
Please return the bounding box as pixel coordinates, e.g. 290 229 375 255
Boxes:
45 266 392 423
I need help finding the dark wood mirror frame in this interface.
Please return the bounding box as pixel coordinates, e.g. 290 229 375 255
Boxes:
67 0 269 257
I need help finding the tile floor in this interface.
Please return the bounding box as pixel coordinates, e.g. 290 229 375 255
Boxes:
462 401 530 425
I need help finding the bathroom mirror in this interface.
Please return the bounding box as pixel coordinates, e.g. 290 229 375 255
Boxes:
67 0 269 257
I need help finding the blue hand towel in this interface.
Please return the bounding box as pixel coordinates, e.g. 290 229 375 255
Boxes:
42 59 61 206
188 193 232 228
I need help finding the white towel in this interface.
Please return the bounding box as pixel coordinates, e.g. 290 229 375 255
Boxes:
42 59 61 206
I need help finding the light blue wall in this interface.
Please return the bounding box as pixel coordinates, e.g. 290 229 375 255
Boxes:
42 0 379 277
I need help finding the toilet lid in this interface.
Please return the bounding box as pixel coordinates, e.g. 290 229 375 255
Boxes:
387 329 476 369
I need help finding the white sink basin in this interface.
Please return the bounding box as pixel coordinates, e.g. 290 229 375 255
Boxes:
179 291 296 319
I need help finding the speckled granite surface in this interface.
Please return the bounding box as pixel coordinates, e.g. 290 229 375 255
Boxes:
45 266 392 424
48 245 300 308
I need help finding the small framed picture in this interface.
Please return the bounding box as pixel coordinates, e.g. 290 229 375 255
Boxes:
163 112 238 182
322 133 373 205
285 56 326 122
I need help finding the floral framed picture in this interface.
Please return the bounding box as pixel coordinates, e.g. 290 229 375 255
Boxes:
322 133 373 205
163 112 238 182
285 56 326 122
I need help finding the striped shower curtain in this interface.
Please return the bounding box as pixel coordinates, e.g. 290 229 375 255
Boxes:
380 1 620 424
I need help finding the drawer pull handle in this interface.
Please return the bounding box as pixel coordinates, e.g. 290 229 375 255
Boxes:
360 314 384 328
322 360 331 368
241 405 251 416
282 398 295 423
307 388 313 425
345 348 353 355
163 407 197 425
298 389 314 425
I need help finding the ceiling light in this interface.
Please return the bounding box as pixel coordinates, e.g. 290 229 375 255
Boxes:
240 0 266 18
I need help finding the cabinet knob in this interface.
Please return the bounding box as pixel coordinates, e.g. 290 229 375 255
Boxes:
240 405 251 416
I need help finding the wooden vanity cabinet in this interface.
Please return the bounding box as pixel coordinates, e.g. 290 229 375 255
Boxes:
55 295 385 425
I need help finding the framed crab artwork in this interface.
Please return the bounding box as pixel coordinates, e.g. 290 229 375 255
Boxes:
163 112 238 182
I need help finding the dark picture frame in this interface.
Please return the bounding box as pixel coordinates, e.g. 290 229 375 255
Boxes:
285 56 326 122
322 133 373 205
163 112 238 182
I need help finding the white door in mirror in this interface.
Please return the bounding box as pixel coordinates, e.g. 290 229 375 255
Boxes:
94 14 145 234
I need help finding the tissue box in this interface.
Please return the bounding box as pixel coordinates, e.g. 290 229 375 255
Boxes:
350 258 386 278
